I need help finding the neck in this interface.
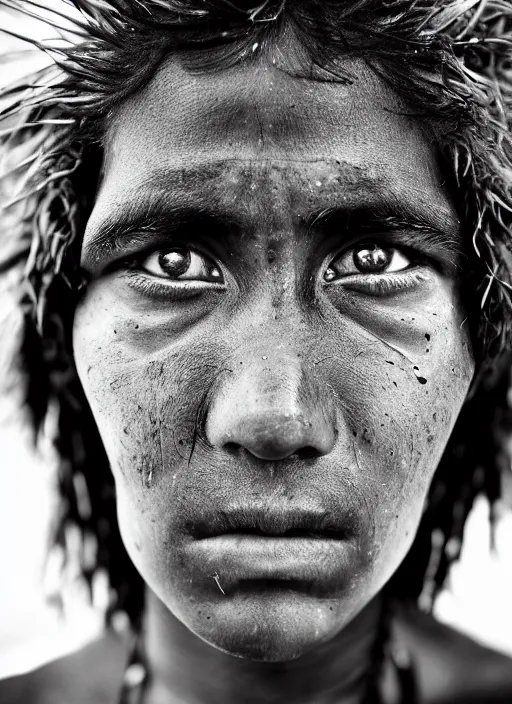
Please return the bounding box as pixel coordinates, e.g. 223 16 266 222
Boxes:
142 591 382 704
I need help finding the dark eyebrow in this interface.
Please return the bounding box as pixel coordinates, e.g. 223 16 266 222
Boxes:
82 163 462 270
81 194 229 270
309 204 463 268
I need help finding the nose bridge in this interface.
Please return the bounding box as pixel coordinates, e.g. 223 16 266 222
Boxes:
241 345 304 416
205 337 337 461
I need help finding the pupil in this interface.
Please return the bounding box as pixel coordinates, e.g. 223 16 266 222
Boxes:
158 249 191 278
353 245 390 273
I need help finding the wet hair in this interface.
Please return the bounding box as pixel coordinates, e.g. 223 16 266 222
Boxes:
0 0 511 626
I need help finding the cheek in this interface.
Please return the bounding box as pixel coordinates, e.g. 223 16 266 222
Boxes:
73 285 231 578
320 278 474 580
73 285 221 487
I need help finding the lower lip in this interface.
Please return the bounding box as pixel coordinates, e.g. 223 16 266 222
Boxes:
184 534 353 591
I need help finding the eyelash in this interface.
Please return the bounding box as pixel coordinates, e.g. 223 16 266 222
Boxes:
327 269 430 295
120 240 430 300
122 268 226 300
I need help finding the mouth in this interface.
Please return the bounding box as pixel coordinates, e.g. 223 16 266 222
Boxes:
190 506 346 541
181 504 357 595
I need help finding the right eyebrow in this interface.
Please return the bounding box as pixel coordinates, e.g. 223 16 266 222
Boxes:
81 195 231 270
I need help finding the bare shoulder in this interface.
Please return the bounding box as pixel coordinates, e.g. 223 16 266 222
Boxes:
394 603 512 704
0 629 129 704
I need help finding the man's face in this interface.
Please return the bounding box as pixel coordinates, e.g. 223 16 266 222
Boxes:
74 54 473 661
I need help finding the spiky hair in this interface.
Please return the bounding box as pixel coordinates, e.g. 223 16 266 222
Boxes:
1 0 511 623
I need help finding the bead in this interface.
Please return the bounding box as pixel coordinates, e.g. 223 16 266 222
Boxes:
123 663 146 689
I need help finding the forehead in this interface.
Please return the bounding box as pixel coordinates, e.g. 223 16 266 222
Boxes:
92 55 455 228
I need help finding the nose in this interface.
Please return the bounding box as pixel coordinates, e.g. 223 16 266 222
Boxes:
205 353 336 461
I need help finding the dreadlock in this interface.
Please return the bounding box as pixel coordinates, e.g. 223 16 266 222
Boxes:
0 0 511 628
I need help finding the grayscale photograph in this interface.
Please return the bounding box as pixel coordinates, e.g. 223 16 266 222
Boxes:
0 2 511 703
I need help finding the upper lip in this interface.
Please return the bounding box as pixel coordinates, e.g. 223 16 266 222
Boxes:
190 506 345 540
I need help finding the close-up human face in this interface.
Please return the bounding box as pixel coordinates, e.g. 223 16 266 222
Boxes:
73 53 474 662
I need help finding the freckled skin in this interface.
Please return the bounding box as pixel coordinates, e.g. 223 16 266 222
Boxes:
73 55 474 669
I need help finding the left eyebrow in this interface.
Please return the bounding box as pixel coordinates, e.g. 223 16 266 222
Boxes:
309 204 463 268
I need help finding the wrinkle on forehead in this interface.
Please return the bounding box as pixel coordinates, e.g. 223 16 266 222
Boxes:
94 53 456 241
103 54 438 172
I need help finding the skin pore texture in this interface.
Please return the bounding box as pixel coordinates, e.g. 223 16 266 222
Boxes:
73 50 475 704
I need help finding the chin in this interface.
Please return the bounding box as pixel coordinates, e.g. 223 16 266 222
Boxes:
181 591 350 662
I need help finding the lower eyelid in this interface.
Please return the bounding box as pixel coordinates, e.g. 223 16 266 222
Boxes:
122 270 226 299
324 268 430 294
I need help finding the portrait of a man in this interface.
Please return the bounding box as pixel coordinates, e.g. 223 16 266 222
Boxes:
0 1 512 703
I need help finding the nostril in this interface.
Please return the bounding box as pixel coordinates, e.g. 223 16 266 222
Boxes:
206 378 337 460
223 443 320 462
224 441 243 455
294 446 321 460
211 410 336 461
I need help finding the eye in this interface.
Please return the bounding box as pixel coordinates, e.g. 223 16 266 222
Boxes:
324 243 411 282
141 247 223 283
